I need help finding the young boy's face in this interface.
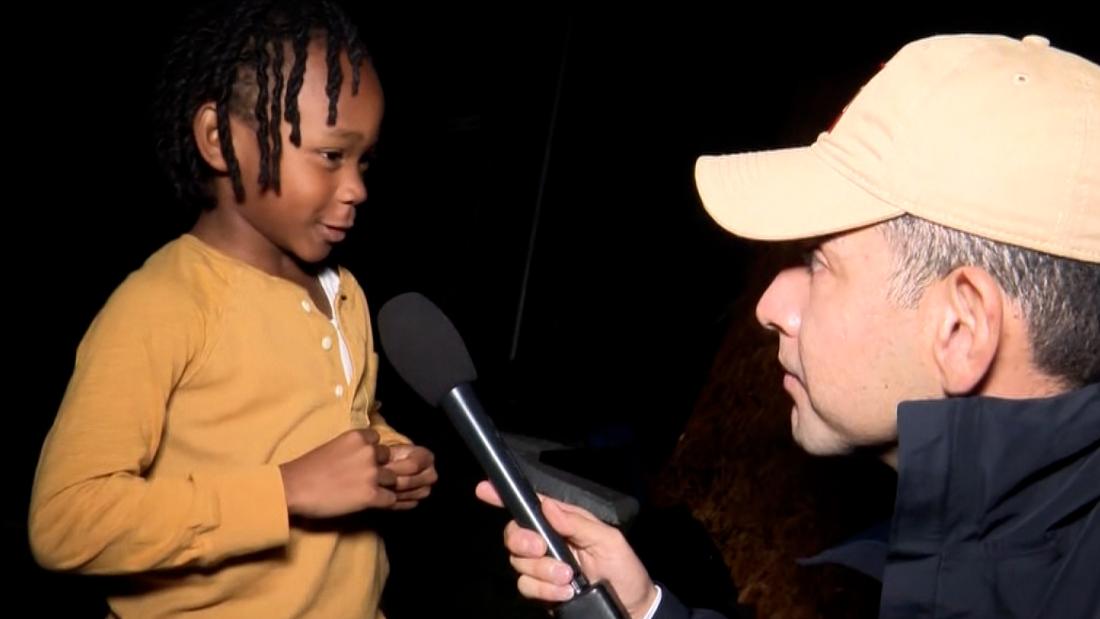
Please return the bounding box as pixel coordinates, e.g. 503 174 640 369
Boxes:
226 40 383 264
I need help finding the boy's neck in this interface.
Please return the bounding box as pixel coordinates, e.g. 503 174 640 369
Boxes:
190 209 323 289
192 213 334 318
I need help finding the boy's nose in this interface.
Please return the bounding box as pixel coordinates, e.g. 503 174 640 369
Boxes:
338 170 367 205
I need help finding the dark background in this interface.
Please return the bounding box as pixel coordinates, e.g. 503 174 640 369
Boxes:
6 4 1096 616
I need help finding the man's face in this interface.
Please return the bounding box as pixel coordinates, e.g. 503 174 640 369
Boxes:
754 224 941 455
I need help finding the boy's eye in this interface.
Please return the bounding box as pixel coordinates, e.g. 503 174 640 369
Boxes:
320 150 345 165
357 151 377 174
320 148 375 173
358 156 374 174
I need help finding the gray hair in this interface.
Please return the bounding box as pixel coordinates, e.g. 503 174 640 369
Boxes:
882 215 1099 388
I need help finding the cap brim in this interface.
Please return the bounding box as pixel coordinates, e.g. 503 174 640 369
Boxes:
694 145 904 240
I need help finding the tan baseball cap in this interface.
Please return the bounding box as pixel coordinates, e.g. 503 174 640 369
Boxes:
694 34 1100 263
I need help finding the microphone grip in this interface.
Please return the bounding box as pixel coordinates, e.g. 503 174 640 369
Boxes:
553 581 631 619
442 384 589 593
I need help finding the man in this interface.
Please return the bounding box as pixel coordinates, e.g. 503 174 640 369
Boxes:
478 33 1099 618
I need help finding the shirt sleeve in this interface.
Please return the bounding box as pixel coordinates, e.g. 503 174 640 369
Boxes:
368 399 412 446
29 273 289 574
641 584 664 619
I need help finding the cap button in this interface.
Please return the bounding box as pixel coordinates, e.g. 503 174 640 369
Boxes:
1022 34 1050 47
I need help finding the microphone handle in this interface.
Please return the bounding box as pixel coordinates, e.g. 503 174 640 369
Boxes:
442 383 630 618
442 383 588 593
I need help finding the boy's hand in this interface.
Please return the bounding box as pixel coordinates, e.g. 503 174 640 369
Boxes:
383 445 438 510
279 429 397 517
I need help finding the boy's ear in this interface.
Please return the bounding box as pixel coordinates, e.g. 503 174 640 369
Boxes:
193 102 229 172
930 266 1004 395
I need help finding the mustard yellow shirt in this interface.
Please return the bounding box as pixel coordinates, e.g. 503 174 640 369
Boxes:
30 234 408 618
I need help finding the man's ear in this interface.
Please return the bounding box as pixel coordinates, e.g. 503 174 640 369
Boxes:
930 266 1004 395
192 102 230 172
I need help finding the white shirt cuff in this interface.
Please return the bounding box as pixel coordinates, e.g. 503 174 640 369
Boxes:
640 584 663 619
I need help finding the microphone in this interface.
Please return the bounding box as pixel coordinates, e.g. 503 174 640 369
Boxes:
378 292 628 619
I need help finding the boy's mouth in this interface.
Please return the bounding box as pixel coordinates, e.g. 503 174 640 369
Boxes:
319 223 351 243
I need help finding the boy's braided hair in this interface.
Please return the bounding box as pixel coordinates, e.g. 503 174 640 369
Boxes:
154 0 369 209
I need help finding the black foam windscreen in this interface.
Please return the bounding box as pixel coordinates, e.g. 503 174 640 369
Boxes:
377 292 478 406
